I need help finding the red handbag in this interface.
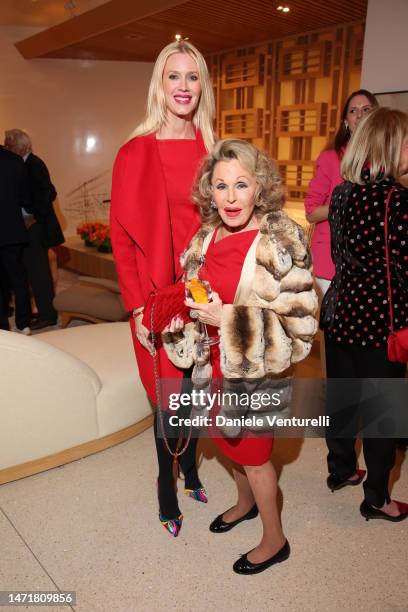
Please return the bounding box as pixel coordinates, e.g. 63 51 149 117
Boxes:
142 281 193 465
388 330 408 363
142 281 191 334
384 187 408 363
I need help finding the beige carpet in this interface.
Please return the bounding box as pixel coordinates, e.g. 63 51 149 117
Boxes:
0 430 407 612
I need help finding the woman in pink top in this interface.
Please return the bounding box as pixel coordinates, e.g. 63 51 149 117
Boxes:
304 89 378 298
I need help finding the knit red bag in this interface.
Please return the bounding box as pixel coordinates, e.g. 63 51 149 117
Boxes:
142 281 191 334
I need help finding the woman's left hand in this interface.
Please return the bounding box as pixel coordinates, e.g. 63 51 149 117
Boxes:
185 291 223 327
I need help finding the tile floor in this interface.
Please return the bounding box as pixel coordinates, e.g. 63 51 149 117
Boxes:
1 435 407 611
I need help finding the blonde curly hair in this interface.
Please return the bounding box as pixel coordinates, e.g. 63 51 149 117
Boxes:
193 138 285 226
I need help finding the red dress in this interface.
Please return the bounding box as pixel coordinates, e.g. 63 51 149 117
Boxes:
157 139 202 278
111 133 205 402
199 229 274 466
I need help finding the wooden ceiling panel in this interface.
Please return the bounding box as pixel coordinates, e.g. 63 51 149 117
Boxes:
15 0 368 61
0 0 109 27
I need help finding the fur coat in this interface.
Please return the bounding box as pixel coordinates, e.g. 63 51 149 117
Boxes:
162 210 318 433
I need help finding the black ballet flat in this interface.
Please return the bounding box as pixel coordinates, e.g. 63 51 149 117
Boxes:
360 500 408 522
327 469 366 492
209 504 258 533
233 540 290 575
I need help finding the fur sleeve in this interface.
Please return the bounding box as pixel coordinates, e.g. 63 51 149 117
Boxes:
257 214 318 365
220 215 318 376
162 323 195 369
272 256 318 364
271 264 318 364
220 305 295 376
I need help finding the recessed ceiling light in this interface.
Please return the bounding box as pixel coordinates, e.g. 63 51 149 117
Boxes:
174 34 190 42
277 5 290 12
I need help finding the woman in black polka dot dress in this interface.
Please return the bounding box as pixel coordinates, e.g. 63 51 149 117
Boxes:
320 107 408 522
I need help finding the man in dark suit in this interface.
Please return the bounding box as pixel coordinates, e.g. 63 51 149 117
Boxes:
5 129 65 330
0 145 32 333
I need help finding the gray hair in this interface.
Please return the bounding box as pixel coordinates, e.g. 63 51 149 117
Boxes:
5 129 32 155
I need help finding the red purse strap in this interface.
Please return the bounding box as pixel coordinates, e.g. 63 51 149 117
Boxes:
383 186 396 333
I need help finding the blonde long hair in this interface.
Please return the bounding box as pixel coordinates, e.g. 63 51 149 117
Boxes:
133 41 215 151
341 107 408 184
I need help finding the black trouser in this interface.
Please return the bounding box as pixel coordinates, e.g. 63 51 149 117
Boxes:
0 260 11 317
325 336 406 506
154 368 201 518
22 222 57 322
0 245 31 330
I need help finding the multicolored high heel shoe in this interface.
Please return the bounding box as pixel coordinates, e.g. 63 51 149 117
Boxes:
159 513 183 537
184 486 208 503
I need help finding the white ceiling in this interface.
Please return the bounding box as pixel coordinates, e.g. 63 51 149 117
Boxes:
0 0 109 27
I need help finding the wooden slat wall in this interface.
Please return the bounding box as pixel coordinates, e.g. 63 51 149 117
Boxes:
206 21 364 229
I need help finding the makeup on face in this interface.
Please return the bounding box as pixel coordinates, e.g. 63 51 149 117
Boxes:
162 53 201 120
211 159 258 233
346 95 374 132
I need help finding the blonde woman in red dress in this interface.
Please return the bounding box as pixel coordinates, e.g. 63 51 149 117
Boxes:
110 41 215 537
163 139 318 573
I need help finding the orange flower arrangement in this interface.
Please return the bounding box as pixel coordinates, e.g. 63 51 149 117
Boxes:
76 221 112 252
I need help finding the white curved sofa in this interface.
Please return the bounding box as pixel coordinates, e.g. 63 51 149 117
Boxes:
0 322 153 484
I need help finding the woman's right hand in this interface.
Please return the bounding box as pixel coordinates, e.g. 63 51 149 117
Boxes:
134 314 154 354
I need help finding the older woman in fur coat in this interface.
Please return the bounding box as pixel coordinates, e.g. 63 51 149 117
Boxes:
163 139 318 575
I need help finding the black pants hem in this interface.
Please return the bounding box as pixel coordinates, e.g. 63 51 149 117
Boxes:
325 335 405 507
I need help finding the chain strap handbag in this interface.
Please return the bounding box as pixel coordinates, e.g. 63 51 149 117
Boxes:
149 294 192 466
145 230 215 459
142 281 190 335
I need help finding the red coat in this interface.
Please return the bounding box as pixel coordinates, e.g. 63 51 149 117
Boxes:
110 132 206 402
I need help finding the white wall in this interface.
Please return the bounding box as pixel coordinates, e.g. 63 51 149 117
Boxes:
0 26 153 235
361 0 408 94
